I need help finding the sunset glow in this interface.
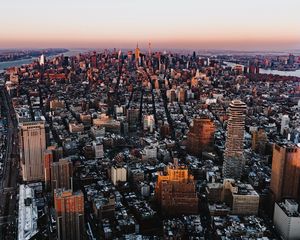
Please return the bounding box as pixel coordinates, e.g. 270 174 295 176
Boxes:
1 0 300 50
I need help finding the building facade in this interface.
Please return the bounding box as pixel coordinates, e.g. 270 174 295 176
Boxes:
273 199 300 240
51 158 73 191
54 189 85 240
187 117 215 156
270 144 300 202
155 163 198 215
111 165 127 186
222 100 247 180
19 121 46 182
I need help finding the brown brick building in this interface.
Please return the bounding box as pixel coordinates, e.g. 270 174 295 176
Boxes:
155 162 198 215
54 189 85 240
186 117 215 156
270 144 300 202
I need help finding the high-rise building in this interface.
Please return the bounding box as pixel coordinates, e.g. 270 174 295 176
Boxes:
44 146 64 188
39 54 45 65
135 43 140 62
111 165 127 186
222 100 247 180
143 114 155 132
90 52 97 68
19 121 46 182
251 128 268 155
280 114 290 135
54 189 85 240
187 117 215 156
44 147 54 189
270 144 300 202
155 162 198 215
177 87 186 103
127 108 139 130
51 158 73 190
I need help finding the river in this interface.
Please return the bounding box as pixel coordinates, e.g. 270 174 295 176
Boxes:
224 61 300 77
0 49 89 73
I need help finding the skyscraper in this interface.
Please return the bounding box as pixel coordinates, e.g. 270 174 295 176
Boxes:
54 189 85 240
44 147 54 189
39 54 45 65
186 117 215 156
251 128 268 155
19 121 46 182
270 144 300 202
51 158 73 191
222 100 247 180
135 43 140 62
280 114 290 135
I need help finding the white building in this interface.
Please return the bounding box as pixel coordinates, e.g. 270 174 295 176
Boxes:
111 166 127 186
274 199 300 240
18 185 38 240
93 140 104 159
39 54 45 65
143 115 155 132
281 114 290 135
142 145 157 160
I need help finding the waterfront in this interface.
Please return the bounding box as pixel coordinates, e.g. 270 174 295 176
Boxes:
0 49 88 72
224 61 300 77
2 55 300 78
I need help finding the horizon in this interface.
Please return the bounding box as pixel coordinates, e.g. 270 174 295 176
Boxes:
1 0 300 51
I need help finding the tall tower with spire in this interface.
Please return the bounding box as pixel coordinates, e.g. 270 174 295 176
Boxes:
148 42 152 57
135 43 140 62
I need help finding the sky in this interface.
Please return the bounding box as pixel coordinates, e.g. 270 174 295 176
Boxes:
1 0 300 51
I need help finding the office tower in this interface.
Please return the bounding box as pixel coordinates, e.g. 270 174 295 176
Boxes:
51 158 73 190
148 42 152 57
143 114 155 132
127 108 139 130
251 128 268 155
249 65 256 74
222 100 247 180
288 54 295 65
155 162 198 215
44 147 54 188
90 52 97 68
177 88 186 103
39 54 45 65
187 117 215 156
270 144 300 202
255 66 260 74
54 189 85 240
135 43 140 62
19 121 46 182
280 114 290 135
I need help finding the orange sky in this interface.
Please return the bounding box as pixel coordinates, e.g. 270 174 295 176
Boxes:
1 0 300 50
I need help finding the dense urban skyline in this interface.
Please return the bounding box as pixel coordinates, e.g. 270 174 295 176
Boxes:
1 1 300 240
1 0 300 50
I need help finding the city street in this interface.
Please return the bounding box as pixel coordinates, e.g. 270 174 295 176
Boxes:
0 86 19 240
